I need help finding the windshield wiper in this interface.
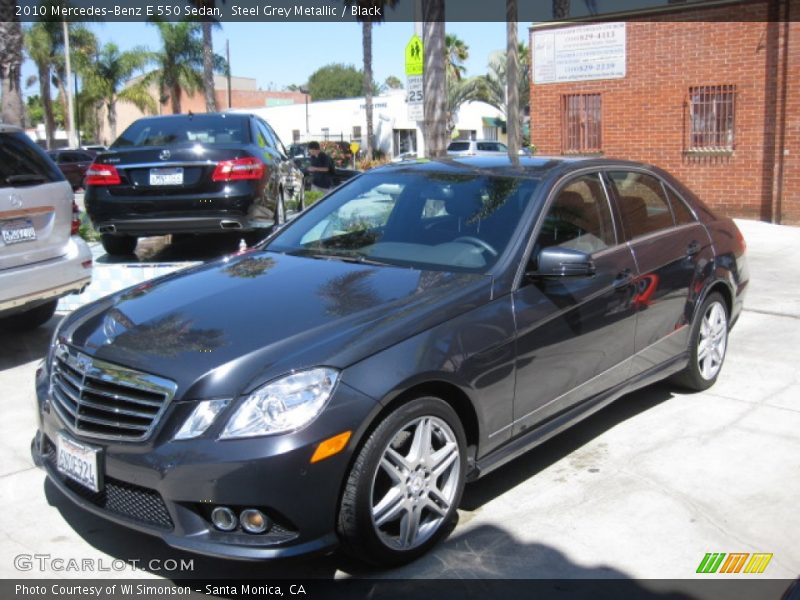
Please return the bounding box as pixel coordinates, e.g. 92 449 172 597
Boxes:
293 250 395 267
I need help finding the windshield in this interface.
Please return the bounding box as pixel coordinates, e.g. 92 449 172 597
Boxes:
267 170 538 273
112 115 250 148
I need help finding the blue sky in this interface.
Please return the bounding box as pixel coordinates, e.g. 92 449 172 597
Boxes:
21 21 531 98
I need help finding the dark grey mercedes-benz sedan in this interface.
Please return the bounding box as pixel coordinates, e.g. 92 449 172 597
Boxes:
32 157 748 566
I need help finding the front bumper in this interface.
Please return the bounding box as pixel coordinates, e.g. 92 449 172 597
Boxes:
32 370 379 560
0 236 92 316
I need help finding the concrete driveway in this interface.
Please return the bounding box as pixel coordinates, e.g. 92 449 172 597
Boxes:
0 219 797 582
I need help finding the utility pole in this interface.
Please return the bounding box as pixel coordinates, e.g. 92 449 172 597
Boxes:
62 20 78 147
74 73 81 146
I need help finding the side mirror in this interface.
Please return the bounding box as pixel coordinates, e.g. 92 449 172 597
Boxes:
529 246 595 278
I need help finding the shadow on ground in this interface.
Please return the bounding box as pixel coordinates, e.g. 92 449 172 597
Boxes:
0 315 61 371
94 232 271 265
45 381 676 582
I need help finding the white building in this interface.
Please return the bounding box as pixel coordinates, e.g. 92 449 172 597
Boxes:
231 90 506 158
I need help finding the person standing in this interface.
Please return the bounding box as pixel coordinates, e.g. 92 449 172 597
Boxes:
307 141 335 193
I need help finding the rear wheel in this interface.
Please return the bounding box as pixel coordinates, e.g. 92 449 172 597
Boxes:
673 292 729 391
338 396 466 567
101 234 137 256
0 299 58 331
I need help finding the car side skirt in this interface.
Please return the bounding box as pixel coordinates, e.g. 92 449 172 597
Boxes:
468 352 688 482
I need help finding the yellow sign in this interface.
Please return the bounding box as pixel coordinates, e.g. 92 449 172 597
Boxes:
350 142 360 154
405 34 423 76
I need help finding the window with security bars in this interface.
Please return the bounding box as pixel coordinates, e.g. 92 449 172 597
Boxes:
562 94 602 153
688 85 736 150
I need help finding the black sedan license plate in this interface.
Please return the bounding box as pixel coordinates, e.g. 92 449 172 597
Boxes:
56 432 102 492
149 167 184 186
1 218 36 245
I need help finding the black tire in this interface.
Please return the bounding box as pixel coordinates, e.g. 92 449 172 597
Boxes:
101 234 137 256
0 299 58 331
672 292 729 391
338 396 467 567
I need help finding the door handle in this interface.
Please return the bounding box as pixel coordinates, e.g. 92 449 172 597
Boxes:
686 241 701 256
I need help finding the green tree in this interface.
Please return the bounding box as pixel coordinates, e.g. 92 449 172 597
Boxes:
24 22 57 147
383 75 403 90
144 22 205 114
307 63 365 101
445 34 469 81
477 43 530 136
0 1 25 127
83 43 156 141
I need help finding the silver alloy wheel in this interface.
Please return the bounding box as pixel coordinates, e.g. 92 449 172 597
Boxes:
370 415 461 551
697 300 728 380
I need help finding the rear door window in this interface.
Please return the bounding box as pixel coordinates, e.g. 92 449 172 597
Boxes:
664 185 696 225
607 171 676 240
0 133 63 187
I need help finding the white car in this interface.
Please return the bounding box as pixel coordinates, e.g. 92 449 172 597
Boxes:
447 139 509 156
0 125 92 330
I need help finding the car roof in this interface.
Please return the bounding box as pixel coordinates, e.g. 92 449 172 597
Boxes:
129 112 249 122
0 124 23 134
375 156 657 179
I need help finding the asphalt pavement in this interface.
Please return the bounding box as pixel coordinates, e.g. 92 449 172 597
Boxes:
0 219 797 583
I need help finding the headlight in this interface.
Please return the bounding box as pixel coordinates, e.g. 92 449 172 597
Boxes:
220 368 339 439
174 399 230 440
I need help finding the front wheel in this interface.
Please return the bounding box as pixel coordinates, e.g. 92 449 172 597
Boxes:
672 292 729 391
338 397 466 567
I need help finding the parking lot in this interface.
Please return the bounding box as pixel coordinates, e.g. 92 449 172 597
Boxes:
0 219 798 583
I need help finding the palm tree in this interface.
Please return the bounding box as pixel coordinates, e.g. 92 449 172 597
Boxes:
187 0 221 112
346 1 399 161
145 22 205 114
0 2 25 127
445 34 469 81
446 75 484 138
24 22 57 147
422 0 448 158
52 25 97 142
506 0 520 159
477 43 530 135
84 43 156 140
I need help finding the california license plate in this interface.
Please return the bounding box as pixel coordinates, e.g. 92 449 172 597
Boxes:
1 218 36 245
56 432 102 492
149 167 183 186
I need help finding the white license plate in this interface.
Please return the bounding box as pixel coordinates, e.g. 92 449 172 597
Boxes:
1 218 36 245
149 167 184 186
56 432 102 492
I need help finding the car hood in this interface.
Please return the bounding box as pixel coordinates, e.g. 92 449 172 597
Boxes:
58 251 491 400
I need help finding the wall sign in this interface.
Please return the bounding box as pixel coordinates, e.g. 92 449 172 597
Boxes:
533 22 626 84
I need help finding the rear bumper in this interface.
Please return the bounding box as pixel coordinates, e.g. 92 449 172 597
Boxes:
0 236 92 316
93 215 257 236
84 183 278 236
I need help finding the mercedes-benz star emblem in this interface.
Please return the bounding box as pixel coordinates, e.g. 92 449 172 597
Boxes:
75 354 92 374
9 193 22 209
159 149 171 161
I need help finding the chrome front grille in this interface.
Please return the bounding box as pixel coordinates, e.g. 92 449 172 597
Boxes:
50 345 177 441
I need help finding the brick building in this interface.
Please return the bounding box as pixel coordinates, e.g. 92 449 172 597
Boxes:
529 0 798 224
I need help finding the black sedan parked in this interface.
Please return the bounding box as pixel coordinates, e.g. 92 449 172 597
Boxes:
33 157 748 566
84 113 297 255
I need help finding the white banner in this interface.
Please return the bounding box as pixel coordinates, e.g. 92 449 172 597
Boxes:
533 22 626 84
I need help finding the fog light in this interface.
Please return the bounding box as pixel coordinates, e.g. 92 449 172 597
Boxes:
240 509 270 534
211 506 238 531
